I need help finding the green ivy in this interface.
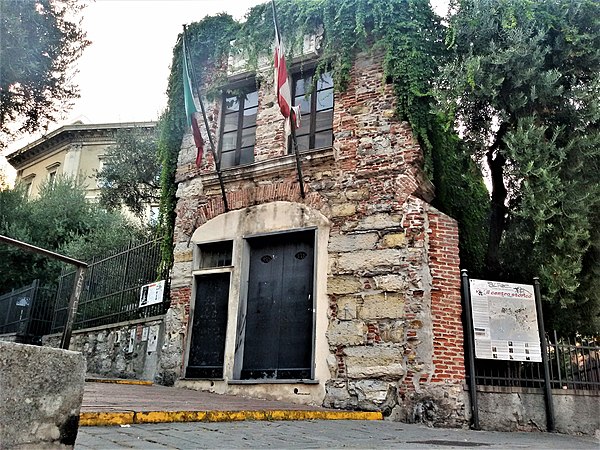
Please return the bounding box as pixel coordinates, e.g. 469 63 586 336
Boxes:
157 0 489 276
156 14 238 274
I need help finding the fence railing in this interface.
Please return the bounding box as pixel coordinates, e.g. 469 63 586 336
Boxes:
0 280 57 340
50 239 168 333
473 333 600 391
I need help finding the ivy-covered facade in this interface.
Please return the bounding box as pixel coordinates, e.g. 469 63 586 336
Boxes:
156 1 469 425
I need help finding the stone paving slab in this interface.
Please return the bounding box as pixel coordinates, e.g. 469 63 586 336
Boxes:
76 420 600 449
80 381 382 426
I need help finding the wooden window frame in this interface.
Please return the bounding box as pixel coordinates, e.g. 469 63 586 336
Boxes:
218 87 258 168
290 69 334 153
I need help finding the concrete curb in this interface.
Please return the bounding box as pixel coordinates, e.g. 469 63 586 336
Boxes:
79 410 383 426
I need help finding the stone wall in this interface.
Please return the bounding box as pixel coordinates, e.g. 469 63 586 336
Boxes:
0 341 85 448
44 317 164 383
163 50 467 426
0 333 17 343
477 387 600 436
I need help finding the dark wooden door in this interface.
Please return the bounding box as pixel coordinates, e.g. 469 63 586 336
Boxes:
186 273 230 379
242 230 314 379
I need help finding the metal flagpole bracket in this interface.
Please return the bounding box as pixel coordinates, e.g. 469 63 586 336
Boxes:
272 0 306 199
182 25 229 212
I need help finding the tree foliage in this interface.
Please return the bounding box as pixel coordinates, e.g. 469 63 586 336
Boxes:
0 0 90 148
97 126 161 218
158 0 488 277
159 0 598 334
439 0 600 334
0 177 146 293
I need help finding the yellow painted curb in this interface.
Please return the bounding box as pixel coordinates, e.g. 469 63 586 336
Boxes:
80 409 382 426
85 378 153 386
80 412 135 426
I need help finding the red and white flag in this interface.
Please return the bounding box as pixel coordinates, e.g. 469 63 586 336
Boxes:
273 7 300 137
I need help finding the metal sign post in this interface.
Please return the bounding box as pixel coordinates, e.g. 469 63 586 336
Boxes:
534 277 556 432
460 269 480 430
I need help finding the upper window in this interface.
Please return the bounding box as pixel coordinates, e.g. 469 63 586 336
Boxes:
46 162 60 187
219 88 258 169
292 70 334 151
47 170 57 186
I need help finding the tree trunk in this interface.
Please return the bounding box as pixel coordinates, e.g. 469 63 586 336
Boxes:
485 149 507 276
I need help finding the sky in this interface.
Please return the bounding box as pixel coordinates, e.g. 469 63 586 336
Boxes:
2 0 448 179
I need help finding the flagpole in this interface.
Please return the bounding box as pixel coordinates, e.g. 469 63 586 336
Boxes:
290 116 306 198
183 25 229 212
271 0 306 199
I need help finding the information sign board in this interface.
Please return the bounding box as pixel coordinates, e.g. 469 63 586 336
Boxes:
138 280 165 308
469 279 542 362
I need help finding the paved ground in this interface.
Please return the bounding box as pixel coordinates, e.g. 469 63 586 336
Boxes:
82 382 326 413
78 382 599 449
76 420 599 449
80 382 378 426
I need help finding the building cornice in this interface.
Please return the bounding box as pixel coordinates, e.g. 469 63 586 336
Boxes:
6 121 157 169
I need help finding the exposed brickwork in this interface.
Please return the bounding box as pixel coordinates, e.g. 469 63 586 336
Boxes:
428 212 465 383
163 48 467 426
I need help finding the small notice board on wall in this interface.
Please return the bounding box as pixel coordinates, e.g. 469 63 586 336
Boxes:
139 280 165 308
469 279 542 362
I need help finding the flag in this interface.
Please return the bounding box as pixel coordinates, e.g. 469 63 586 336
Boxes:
273 2 300 137
182 37 204 168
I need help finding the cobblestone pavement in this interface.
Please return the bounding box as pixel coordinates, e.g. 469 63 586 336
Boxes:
76 420 599 449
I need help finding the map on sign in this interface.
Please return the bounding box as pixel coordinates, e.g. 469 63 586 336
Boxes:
469 279 542 362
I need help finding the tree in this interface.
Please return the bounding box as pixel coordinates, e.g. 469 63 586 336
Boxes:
438 0 600 334
0 0 90 148
97 126 161 218
0 164 9 190
0 176 146 293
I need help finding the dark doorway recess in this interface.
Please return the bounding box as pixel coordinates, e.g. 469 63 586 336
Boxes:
186 272 230 379
242 230 315 380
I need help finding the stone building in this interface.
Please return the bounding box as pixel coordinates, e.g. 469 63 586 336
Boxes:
160 39 467 424
6 121 158 223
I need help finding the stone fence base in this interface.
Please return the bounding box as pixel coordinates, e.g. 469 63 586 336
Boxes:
477 386 600 436
43 316 164 383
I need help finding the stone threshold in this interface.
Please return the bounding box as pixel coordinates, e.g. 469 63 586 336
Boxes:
228 379 320 385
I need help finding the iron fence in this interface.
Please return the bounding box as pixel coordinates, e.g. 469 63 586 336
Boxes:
0 280 57 340
51 240 167 333
473 332 600 391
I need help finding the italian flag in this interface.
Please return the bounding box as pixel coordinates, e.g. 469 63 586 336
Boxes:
182 38 204 168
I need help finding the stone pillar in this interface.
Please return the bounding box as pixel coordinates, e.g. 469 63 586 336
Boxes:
0 341 86 448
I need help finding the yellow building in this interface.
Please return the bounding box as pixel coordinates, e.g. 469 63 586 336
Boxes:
7 121 157 222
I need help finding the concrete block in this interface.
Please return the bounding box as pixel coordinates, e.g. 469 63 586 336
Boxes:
327 276 363 295
343 344 404 379
328 233 378 252
359 293 405 319
337 249 403 273
327 320 365 346
0 341 86 449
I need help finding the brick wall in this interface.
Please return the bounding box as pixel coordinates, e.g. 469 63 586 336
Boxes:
429 212 465 384
162 49 468 426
